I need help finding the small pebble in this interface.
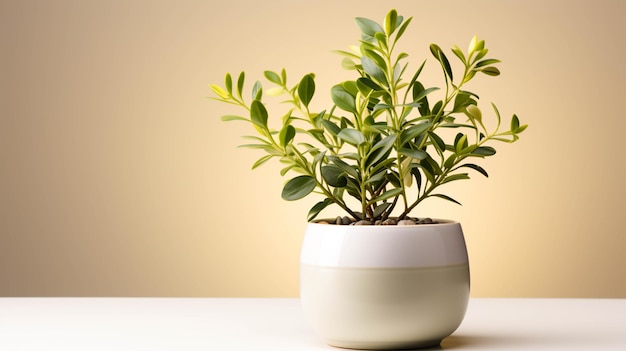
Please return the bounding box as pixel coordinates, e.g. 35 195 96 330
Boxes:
417 218 435 224
381 218 397 225
341 216 353 225
352 220 372 226
317 220 330 225
397 219 417 226
336 216 343 225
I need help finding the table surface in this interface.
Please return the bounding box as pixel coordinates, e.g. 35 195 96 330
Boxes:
0 298 624 350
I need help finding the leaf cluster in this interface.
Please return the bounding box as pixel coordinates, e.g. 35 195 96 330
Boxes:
209 9 527 222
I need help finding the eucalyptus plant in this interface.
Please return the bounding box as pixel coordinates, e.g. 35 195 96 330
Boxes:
210 9 527 223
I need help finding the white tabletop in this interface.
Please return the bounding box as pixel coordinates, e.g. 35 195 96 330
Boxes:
0 298 624 350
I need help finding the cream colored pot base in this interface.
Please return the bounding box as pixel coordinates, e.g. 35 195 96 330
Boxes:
301 263 470 350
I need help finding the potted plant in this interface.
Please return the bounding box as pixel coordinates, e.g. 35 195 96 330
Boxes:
209 9 527 350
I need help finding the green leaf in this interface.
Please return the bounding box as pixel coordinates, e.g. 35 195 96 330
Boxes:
341 57 357 70
462 70 477 84
356 77 384 95
511 114 520 132
479 66 500 76
428 131 446 154
236 71 245 97
466 105 483 125
311 110 325 127
328 156 359 179
361 55 387 85
406 59 426 88
431 194 462 205
374 32 388 51
220 115 248 122
280 164 298 176
440 123 477 129
250 100 268 129
475 59 501 67
264 70 282 84
472 146 497 156
333 49 360 59
281 175 316 201
279 125 295 147
251 155 273 170
431 100 443 116
451 45 466 64
252 80 263 100
368 187 403 205
459 144 478 155
459 163 489 177
238 144 278 154
468 35 482 53
308 128 331 145
337 128 366 146
394 16 412 42
341 80 359 97
411 81 431 116
365 134 397 168
412 86 439 105
367 154 393 172
210 84 230 99
421 154 442 176
455 134 468 154
308 198 333 222
444 154 457 169
475 48 488 61
430 44 453 81
298 74 315 107
331 84 356 113
384 9 398 35
373 103 392 111
372 202 391 219
364 169 387 185
355 16 384 37
224 73 233 94
442 173 470 184
411 166 422 191
399 148 427 160
400 121 431 145
311 145 325 159
321 165 348 187
321 119 341 137
454 92 474 112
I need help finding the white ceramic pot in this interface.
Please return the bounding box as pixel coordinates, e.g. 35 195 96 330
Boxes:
300 220 470 350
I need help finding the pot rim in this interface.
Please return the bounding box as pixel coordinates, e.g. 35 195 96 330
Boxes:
309 218 459 227
301 219 468 267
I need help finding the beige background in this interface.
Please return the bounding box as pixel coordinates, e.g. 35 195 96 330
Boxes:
1 0 625 297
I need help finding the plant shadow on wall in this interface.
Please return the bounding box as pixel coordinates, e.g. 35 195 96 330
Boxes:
209 10 527 225
209 8 528 351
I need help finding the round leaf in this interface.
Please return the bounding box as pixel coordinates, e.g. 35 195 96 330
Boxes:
331 85 356 113
338 128 366 146
279 125 295 147
281 176 316 201
298 74 315 107
264 70 282 84
250 100 268 128
321 165 348 187
384 9 398 35
355 17 384 37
